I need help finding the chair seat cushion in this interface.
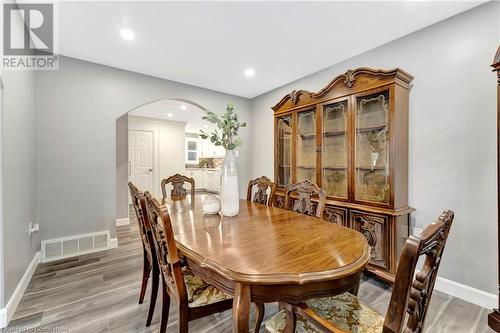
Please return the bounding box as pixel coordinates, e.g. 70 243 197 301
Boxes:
265 292 384 333
182 267 231 307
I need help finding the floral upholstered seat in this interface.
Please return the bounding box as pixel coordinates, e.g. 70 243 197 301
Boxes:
182 266 232 308
265 292 385 333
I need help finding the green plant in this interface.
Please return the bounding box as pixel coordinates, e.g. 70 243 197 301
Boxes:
199 104 246 150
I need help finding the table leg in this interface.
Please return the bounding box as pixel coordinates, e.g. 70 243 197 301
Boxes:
233 282 251 333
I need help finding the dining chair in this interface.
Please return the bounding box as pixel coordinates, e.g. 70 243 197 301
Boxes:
161 173 195 203
264 210 455 333
128 182 159 327
144 191 233 333
283 180 326 218
247 176 276 205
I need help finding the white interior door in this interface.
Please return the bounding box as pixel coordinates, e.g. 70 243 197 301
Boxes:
129 130 154 194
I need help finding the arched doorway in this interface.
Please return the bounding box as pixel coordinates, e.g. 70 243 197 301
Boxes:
116 98 212 223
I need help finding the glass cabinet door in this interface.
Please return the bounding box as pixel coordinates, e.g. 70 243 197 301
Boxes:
355 91 390 203
296 109 316 183
322 101 348 198
277 115 292 186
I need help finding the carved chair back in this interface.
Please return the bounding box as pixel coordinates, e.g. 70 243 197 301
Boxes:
247 176 276 206
383 210 455 333
283 180 326 218
128 182 153 259
144 191 187 305
161 174 195 203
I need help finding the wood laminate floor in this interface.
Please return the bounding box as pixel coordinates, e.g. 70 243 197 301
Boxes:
8 213 493 332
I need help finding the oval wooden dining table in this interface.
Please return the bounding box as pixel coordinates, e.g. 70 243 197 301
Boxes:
164 194 371 333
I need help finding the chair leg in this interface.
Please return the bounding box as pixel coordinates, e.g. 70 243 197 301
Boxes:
139 251 151 304
284 309 296 333
177 304 189 333
159 279 171 333
253 303 265 333
146 264 159 326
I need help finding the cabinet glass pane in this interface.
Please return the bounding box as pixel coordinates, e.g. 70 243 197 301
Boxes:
322 101 348 198
277 115 292 186
355 91 390 203
296 109 316 183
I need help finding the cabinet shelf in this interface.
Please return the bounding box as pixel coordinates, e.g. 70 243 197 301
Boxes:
356 166 387 171
323 130 346 137
323 166 347 170
356 124 387 133
297 165 315 169
299 133 316 139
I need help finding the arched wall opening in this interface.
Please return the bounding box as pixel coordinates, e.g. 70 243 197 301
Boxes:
116 98 212 222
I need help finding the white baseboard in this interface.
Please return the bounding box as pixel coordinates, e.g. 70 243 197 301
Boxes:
116 217 130 226
435 276 498 309
109 238 118 249
0 251 41 328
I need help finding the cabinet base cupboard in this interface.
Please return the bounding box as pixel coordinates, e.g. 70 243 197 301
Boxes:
272 67 415 282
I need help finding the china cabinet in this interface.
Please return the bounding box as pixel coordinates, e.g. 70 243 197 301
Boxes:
273 67 415 282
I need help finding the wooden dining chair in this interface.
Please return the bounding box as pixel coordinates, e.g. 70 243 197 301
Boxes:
128 182 159 326
247 176 276 205
161 173 195 203
144 191 233 333
283 180 326 218
264 210 455 333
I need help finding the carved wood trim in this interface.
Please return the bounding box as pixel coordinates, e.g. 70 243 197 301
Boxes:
284 180 326 218
351 212 388 269
383 210 454 333
128 182 153 263
322 207 346 226
272 67 413 111
246 176 276 206
161 173 195 203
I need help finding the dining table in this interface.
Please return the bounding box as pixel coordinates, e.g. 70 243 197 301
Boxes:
164 194 371 333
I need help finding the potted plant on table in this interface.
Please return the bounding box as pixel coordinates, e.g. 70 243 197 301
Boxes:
199 104 246 216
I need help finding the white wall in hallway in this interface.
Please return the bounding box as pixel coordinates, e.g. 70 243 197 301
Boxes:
250 2 500 295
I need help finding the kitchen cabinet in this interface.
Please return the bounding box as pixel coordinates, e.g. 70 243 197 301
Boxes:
187 169 205 189
186 169 221 192
200 139 225 158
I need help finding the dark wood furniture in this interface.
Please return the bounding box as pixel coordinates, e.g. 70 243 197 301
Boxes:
273 67 415 282
163 194 371 333
161 173 195 203
266 210 454 333
144 192 233 333
127 182 159 326
247 176 276 205
283 180 326 218
489 46 500 332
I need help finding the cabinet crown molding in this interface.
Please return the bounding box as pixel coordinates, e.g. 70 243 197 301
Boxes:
272 67 413 112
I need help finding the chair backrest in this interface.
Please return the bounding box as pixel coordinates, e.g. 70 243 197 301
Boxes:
144 191 187 305
383 210 455 333
247 176 276 206
128 182 153 255
161 174 195 203
283 180 326 218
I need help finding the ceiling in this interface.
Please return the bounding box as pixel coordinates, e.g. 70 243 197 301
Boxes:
58 1 485 98
129 99 212 134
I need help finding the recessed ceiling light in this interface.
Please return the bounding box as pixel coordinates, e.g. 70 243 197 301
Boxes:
244 68 255 78
167 113 173 117
204 124 209 128
120 29 135 41
180 105 187 110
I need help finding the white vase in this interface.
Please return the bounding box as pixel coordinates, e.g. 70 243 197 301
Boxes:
202 194 221 215
221 149 239 216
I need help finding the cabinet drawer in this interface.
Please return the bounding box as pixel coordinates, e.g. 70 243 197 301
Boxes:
350 211 389 270
322 206 347 226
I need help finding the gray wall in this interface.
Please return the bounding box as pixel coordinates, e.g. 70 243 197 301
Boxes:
250 2 500 294
36 56 251 241
116 114 129 220
1 69 38 304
